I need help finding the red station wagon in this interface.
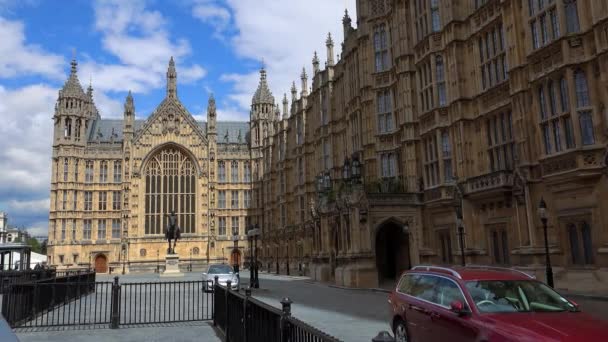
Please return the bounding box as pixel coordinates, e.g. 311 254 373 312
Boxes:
388 265 608 342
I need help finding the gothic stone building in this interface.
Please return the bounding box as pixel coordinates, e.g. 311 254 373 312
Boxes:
49 0 608 293
253 0 608 293
48 58 254 273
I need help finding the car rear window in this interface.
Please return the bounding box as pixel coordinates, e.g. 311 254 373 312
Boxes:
208 265 232 274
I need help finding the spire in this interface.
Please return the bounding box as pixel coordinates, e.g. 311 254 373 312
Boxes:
275 104 282 121
291 81 297 103
87 77 94 99
343 9 353 40
252 66 274 105
207 93 216 133
124 90 134 115
326 33 335 66
167 56 177 98
59 57 87 101
282 93 289 117
312 51 320 74
300 67 308 97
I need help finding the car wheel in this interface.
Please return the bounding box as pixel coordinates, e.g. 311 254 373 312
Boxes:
394 319 409 342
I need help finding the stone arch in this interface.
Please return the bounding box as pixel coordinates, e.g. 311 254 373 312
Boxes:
139 142 201 177
374 217 411 285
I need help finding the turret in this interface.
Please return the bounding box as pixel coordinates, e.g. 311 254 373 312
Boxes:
167 56 177 98
300 68 308 97
282 94 289 117
343 9 353 40
312 51 320 75
207 93 217 135
250 66 275 149
326 33 335 67
291 82 297 104
53 58 91 146
123 91 135 142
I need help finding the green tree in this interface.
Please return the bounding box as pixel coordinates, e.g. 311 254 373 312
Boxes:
26 237 42 254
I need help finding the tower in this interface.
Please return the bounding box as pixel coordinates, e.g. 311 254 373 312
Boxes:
52 58 93 147
250 67 275 150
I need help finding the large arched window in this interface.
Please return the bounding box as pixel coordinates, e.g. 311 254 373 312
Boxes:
144 147 196 235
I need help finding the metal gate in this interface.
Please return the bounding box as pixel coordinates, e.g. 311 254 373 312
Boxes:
3 277 213 329
119 280 212 325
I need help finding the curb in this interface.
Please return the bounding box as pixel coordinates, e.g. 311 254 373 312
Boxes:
303 280 392 294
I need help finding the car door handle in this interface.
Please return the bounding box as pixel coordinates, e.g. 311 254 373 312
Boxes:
408 304 426 313
429 312 441 320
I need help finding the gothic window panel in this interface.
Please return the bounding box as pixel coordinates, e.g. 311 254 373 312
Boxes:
144 147 196 235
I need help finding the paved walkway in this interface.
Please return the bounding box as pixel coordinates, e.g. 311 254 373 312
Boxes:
16 272 220 342
242 272 389 342
17 322 221 342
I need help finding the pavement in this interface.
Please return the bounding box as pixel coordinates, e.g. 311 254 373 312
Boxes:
241 272 390 342
16 322 221 342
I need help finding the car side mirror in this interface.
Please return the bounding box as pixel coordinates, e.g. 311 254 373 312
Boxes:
450 300 468 316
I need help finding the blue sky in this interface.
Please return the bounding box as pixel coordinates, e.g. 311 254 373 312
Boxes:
0 0 356 236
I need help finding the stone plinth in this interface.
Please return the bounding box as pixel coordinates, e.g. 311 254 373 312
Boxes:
160 254 184 277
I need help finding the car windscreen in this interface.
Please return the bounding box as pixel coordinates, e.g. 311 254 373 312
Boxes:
465 280 578 313
207 265 232 274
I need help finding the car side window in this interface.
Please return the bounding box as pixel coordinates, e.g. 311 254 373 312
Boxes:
410 275 438 302
397 274 417 294
435 277 466 308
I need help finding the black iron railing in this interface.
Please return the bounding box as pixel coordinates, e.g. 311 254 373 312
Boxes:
1 271 99 327
119 279 212 325
213 277 342 342
0 269 57 294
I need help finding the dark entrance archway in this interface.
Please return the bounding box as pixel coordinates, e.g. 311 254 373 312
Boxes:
94 254 108 273
375 220 410 285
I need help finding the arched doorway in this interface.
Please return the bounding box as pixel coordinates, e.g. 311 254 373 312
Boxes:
375 220 410 285
230 249 241 266
94 254 108 273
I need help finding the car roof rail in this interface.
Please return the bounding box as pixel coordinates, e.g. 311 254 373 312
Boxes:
411 265 462 279
464 264 535 279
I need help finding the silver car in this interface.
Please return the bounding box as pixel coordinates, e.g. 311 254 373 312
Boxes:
202 264 239 291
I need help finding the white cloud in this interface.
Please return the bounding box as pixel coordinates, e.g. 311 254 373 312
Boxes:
7 198 50 214
198 0 357 120
87 0 207 96
0 84 56 200
0 16 64 79
192 0 232 39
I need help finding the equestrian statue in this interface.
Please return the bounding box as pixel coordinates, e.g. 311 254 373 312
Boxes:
164 210 181 254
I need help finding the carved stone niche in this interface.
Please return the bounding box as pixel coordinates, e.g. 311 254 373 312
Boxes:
161 113 180 135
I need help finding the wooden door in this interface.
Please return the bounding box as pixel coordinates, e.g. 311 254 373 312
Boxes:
94 254 108 273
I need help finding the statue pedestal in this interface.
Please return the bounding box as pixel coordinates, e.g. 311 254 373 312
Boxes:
160 254 184 277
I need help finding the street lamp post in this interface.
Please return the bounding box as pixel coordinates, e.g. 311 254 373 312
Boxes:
254 224 259 288
189 248 193 272
248 224 260 288
248 225 254 287
156 249 159 273
456 208 466 267
538 198 554 288
121 242 126 275
232 232 240 277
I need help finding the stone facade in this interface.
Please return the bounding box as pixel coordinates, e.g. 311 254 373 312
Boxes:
48 58 253 273
254 0 608 292
49 0 608 292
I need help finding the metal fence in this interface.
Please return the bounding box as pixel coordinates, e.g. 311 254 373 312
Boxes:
1 272 99 327
2 275 213 329
213 278 342 342
0 270 56 294
119 280 213 325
